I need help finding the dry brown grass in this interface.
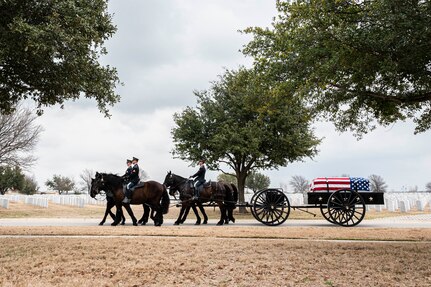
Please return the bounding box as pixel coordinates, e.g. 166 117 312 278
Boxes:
0 236 430 287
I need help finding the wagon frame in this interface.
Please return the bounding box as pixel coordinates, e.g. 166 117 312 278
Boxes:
243 187 385 227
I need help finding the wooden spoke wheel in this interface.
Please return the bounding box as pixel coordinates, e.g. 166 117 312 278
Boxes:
327 189 366 227
251 189 290 226
320 205 336 224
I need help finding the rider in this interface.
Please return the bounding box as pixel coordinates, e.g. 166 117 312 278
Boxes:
190 159 206 200
123 157 140 203
122 159 133 183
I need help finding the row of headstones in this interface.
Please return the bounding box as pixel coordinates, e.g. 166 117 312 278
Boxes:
4 194 107 208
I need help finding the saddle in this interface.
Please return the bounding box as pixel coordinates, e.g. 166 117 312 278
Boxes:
123 181 145 194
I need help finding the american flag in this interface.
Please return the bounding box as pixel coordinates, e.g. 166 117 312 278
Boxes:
310 177 370 192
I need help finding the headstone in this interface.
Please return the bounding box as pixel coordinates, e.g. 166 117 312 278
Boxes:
399 201 408 213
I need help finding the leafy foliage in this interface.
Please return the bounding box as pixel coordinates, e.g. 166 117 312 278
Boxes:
0 0 120 116
426 182 431 192
217 173 237 185
289 175 309 194
0 165 24 194
172 68 320 203
21 175 39 195
368 174 388 193
45 174 75 194
245 171 270 193
244 0 431 136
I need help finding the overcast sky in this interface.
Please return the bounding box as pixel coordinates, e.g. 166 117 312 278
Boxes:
30 0 431 192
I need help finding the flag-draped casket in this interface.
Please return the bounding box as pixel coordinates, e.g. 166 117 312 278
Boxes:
307 177 384 205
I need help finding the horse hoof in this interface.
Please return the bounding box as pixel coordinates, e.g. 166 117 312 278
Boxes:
138 220 143 224
133 222 138 226
203 221 208 225
231 218 235 223
195 222 201 225
111 222 118 226
98 222 104 226
216 222 224 226
140 222 147 226
120 222 125 225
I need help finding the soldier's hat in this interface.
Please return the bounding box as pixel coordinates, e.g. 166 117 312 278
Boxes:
126 159 132 163
132 157 139 162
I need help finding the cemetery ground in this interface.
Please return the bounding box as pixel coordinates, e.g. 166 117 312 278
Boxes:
1 202 431 286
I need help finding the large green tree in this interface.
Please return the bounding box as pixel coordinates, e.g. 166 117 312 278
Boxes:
244 0 431 136
172 68 320 205
0 0 120 116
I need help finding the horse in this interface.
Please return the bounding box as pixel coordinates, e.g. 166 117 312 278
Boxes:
163 172 208 225
90 172 170 226
163 172 237 225
91 177 154 226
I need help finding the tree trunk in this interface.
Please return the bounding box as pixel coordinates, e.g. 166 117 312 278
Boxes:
236 171 247 213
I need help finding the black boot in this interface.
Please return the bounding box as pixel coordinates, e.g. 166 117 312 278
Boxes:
123 189 132 203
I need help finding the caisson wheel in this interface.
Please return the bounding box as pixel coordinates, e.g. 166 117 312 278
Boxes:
320 205 336 224
327 189 366 227
251 189 290 226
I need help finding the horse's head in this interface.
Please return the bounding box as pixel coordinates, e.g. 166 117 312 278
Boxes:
163 171 174 187
90 172 104 198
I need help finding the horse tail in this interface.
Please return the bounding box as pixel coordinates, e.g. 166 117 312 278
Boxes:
161 184 170 214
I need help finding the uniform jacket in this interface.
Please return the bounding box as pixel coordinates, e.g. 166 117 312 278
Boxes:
129 164 140 184
191 165 206 182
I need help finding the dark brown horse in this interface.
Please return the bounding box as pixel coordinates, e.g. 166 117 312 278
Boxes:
91 172 169 226
163 172 237 225
92 178 154 226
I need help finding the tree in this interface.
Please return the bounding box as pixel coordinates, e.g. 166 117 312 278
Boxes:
245 171 270 193
217 173 237 185
368 174 388 193
79 169 94 194
0 0 120 116
0 165 25 194
426 182 431 192
21 175 39 195
45 175 75 194
0 105 42 168
289 175 309 194
244 0 431 136
172 68 320 208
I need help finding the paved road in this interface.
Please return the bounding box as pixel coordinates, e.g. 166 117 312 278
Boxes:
0 214 430 228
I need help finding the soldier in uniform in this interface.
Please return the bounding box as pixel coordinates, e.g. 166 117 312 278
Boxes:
190 159 206 200
122 159 133 183
123 157 140 203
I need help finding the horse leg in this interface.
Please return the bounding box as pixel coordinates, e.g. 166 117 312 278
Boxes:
99 199 114 225
112 204 123 226
180 206 192 224
124 204 138 226
139 204 150 225
216 203 226 225
197 203 208 224
153 205 163 227
228 207 235 223
190 205 202 225
175 206 186 225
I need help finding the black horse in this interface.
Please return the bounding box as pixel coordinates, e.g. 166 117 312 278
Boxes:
91 172 169 226
92 178 154 226
163 172 237 225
